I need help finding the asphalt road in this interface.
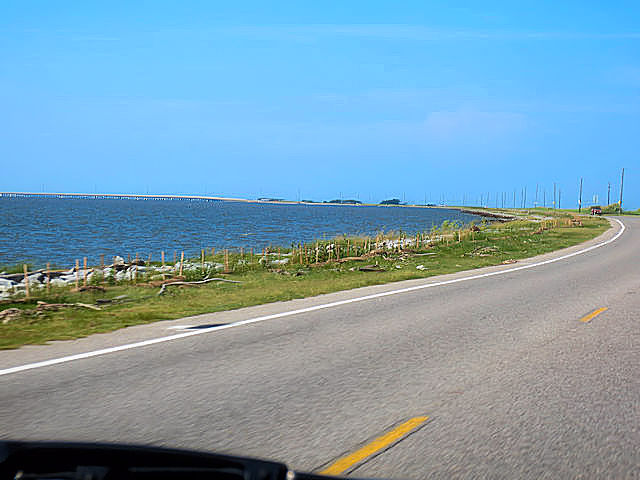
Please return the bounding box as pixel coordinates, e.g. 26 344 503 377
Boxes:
1 217 639 478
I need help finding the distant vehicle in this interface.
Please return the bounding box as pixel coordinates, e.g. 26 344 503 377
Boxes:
590 205 602 215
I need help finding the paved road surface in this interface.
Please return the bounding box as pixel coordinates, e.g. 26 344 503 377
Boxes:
1 217 638 478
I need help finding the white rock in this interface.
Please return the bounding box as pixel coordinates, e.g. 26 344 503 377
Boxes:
26 273 44 283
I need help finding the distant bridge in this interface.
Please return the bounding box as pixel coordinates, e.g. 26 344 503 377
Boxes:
0 192 265 203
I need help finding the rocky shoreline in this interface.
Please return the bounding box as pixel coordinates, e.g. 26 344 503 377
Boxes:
456 208 516 221
0 234 454 301
0 255 233 300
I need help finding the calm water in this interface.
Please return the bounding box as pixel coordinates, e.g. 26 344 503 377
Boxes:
0 197 481 268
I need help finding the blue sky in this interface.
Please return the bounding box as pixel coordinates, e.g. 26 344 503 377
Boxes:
1 1 638 208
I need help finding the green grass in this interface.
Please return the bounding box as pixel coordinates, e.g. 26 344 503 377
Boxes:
0 214 609 349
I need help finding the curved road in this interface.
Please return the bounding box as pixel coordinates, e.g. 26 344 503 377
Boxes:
1 217 639 478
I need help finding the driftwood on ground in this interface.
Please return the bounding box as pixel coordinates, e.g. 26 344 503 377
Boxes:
358 265 385 272
157 277 242 296
74 285 107 293
36 301 101 311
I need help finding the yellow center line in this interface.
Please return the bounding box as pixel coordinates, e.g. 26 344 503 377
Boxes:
579 307 608 323
319 416 429 476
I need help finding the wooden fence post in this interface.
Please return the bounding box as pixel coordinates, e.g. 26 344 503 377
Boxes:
23 264 29 298
161 251 165 280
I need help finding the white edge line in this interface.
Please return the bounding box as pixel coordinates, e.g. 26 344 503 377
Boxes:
0 219 625 377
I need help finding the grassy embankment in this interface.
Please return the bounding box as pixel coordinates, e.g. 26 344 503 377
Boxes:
0 212 608 349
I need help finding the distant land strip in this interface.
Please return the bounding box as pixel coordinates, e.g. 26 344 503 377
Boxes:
0 191 426 207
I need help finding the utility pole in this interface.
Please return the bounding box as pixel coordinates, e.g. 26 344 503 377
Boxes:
513 190 516 208
543 190 546 208
578 177 583 213
524 187 527 209
559 189 562 209
553 183 557 209
619 168 625 211
535 184 539 206
607 182 611 206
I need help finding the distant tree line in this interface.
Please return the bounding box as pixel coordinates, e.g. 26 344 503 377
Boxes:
324 199 362 204
299 198 412 206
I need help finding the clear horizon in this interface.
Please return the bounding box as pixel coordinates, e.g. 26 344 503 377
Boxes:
1 1 638 209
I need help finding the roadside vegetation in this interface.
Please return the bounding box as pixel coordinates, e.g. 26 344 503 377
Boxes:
0 211 609 349
546 203 639 216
